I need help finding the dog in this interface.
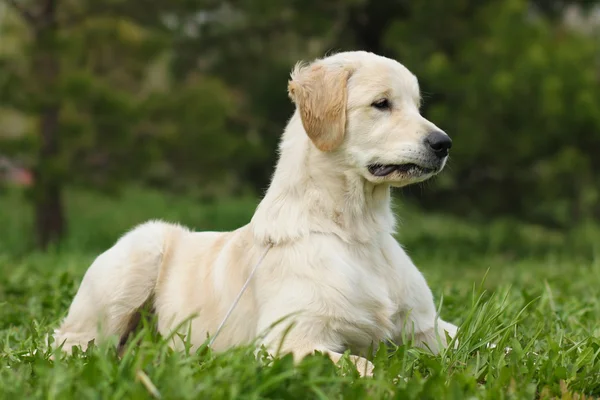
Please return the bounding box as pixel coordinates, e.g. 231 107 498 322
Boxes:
53 51 458 376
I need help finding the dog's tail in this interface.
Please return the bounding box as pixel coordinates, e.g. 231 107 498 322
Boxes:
52 220 188 355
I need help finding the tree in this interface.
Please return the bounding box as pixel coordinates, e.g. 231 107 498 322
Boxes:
0 0 246 247
382 0 600 226
0 0 173 248
2 0 65 248
1 0 599 250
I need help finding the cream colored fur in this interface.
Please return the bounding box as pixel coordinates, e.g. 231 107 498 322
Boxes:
53 51 458 376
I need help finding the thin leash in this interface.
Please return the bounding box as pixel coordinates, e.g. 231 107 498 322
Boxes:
208 243 273 347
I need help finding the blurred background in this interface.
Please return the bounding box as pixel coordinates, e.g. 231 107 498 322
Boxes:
0 0 599 259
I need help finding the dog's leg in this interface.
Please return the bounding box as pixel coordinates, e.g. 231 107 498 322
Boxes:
393 302 458 354
407 318 458 353
53 221 185 354
392 273 458 354
383 236 458 353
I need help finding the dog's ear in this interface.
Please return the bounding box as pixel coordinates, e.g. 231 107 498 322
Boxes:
288 62 350 152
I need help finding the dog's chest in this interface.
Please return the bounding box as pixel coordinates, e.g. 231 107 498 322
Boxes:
306 240 401 347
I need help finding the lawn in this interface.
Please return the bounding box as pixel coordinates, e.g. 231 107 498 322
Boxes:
1 187 599 399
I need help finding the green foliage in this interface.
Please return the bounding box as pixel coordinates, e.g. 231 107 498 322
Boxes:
0 0 239 195
387 0 600 226
1 0 599 240
1 188 599 398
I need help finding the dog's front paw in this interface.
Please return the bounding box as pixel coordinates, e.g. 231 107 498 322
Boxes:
412 319 459 353
331 353 374 377
349 356 374 377
438 319 459 349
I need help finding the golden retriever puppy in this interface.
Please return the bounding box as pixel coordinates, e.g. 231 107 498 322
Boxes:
53 51 457 376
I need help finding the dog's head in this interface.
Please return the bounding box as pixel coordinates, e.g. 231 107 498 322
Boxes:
288 51 452 187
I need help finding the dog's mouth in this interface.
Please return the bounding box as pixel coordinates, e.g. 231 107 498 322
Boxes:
367 163 436 177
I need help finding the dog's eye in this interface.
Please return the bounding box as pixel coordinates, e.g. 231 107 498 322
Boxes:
372 99 391 110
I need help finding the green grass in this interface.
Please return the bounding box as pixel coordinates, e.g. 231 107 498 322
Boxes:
1 187 599 399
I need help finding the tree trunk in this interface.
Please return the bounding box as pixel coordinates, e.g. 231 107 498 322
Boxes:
34 105 64 249
32 0 65 249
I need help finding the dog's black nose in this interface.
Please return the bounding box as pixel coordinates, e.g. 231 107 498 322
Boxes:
425 131 452 158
